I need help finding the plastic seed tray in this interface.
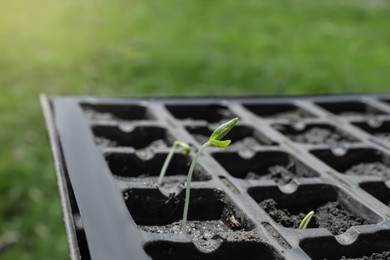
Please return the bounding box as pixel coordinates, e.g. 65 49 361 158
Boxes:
41 94 390 260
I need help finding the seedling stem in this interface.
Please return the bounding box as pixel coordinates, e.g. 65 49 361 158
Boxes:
158 140 190 186
299 210 315 230
181 118 238 233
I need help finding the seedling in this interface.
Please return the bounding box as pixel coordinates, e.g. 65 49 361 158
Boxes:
158 140 191 186
181 117 239 233
298 211 315 230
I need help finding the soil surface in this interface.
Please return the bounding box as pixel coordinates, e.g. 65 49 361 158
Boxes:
139 140 167 152
344 162 390 179
271 110 310 121
138 173 209 194
139 202 250 252
94 137 167 153
315 201 369 235
83 108 149 122
338 111 379 117
375 133 390 143
286 127 355 145
83 108 119 121
339 250 390 260
140 220 240 252
245 162 314 185
95 136 118 147
259 199 307 229
260 199 369 235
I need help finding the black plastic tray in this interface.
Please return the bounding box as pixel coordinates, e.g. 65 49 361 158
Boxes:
41 94 390 260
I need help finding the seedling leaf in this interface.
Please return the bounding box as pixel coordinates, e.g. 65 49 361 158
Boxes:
176 141 191 155
209 139 231 148
209 117 238 141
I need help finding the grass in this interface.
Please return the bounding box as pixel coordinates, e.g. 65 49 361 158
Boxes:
0 0 389 258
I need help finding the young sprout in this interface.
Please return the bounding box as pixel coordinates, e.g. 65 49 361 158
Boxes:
181 117 239 233
298 211 315 230
158 140 191 186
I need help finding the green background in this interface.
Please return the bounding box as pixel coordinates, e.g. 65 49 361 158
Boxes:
0 0 389 259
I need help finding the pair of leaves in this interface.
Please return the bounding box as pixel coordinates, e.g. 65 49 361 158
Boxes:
175 117 239 150
208 117 238 148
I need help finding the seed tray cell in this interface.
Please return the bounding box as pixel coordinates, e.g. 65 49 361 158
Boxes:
41 94 390 260
105 152 210 182
165 104 235 123
92 125 172 150
212 150 319 185
82 103 154 121
300 230 390 260
360 182 390 209
353 120 390 145
272 123 359 145
315 101 387 117
248 184 380 235
243 103 315 121
123 188 231 226
311 148 390 180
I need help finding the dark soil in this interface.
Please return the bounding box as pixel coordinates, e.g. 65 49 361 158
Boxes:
344 162 390 179
339 250 390 260
245 162 312 185
286 127 355 145
315 201 369 235
260 199 370 235
259 199 307 229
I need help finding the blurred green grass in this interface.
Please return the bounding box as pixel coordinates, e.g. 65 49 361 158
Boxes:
0 0 389 258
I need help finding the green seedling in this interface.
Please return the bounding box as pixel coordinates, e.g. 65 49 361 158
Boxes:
299 211 315 230
181 117 239 233
158 140 191 186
